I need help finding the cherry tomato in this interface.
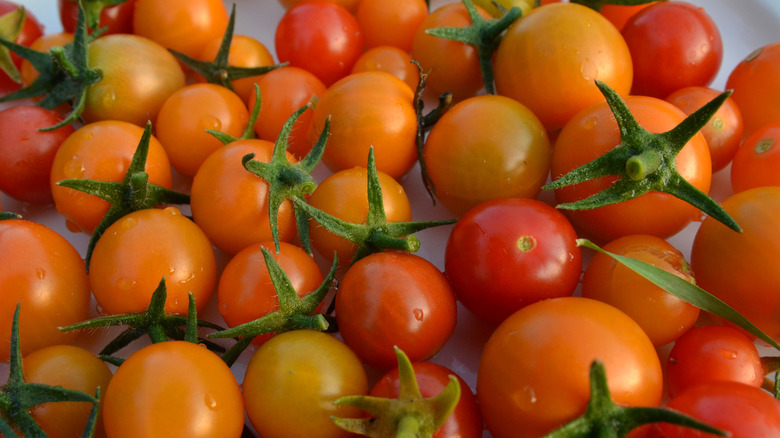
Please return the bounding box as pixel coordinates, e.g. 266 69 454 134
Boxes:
445 197 581 325
599 2 656 31
190 138 296 255
89 207 217 316
494 2 633 131
20 32 74 86
356 0 428 53
477 297 663 438
731 122 780 192
275 1 363 86
410 2 491 102
423 95 551 215
726 42 780 138
309 71 418 179
550 95 711 243
652 382 780 438
59 0 137 34
622 1 723 99
691 186 780 342
217 240 324 345
155 83 249 177
581 234 700 347
666 86 743 172
49 120 173 235
197 34 275 102
23 345 113 438
249 66 326 159
0 105 74 204
665 325 764 399
0 1 44 92
277 0 361 14
132 0 228 59
350 45 420 94
242 329 369 438
103 341 244 438
370 361 483 438
307 165 412 269
0 218 90 363
336 251 458 370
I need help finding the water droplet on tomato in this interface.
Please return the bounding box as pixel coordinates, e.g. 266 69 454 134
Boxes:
35 268 46 279
413 308 424 321
63 161 86 178
720 349 738 360
117 278 134 291
204 393 218 410
584 116 598 130
120 216 138 230
200 115 222 131
163 206 180 216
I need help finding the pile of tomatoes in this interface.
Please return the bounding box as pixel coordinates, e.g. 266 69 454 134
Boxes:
2 0 780 437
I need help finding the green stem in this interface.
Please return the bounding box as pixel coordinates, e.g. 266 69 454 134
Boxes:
396 416 420 438
625 150 662 180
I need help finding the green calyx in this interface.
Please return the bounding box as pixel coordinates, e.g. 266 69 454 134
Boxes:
209 246 338 367
1 304 101 438
293 147 456 268
413 60 452 203
58 277 225 366
543 80 741 233
242 100 329 255
169 4 286 92
0 6 25 83
543 360 727 438
0 4 103 130
56 121 190 271
570 0 658 12
332 347 461 438
67 0 130 31
425 0 523 95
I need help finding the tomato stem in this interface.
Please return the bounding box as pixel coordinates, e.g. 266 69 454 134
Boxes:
0 7 25 83
625 150 663 180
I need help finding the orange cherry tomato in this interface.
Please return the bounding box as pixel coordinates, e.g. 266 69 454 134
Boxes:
350 45 420 94
356 0 428 53
731 122 780 193
277 0 361 13
600 2 656 31
198 34 275 102
726 42 780 138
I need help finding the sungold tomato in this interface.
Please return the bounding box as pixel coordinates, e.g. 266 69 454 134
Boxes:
335 251 458 370
0 219 90 363
550 95 711 243
356 0 428 53
217 241 324 345
494 2 633 131
726 42 780 138
730 122 780 192
350 45 420 94
23 345 113 438
243 330 369 438
82 34 186 127
89 207 217 316
197 34 275 102
691 187 780 341
190 138 296 255
309 71 418 179
423 95 551 216
49 120 173 235
132 0 229 59
581 234 700 347
477 297 663 438
307 166 412 269
155 83 249 177
103 341 244 438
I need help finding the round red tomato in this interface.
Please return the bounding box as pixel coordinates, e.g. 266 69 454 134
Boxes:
356 0 428 53
336 251 458 370
59 0 137 34
730 121 780 193
0 1 43 93
726 41 780 138
445 197 581 325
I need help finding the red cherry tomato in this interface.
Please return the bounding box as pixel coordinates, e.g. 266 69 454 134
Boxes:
730 121 780 193
58 0 137 34
0 1 44 92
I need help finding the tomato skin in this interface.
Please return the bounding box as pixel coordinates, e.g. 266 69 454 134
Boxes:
477 297 662 438
370 361 484 438
0 105 74 204
0 219 91 363
103 341 244 438
581 234 700 347
217 241 324 345
599 3 656 31
89 207 217 316
691 187 780 342
494 2 633 131
730 121 780 193
0 1 44 92
665 325 763 399
356 0 428 53
445 198 581 325
550 95 711 243
23 345 114 438
59 0 137 34
309 71 418 179
190 138 296 255
277 0 361 14
243 330 369 438
622 1 722 99
726 42 780 138
49 120 173 235
275 1 363 87
423 95 551 216
652 382 780 438
351 45 420 94
336 251 458 370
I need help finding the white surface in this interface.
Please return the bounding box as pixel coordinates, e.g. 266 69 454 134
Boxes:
6 0 780 436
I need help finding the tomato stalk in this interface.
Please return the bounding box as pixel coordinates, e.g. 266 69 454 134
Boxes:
544 80 741 233
413 60 452 203
572 0 658 12
544 360 727 437
0 304 101 438
760 357 780 399
209 246 338 367
332 347 461 438
0 7 25 82
56 121 191 271
425 0 522 94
